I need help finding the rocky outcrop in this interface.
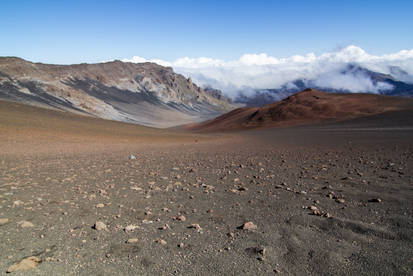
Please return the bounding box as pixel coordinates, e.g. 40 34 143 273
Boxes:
0 57 234 127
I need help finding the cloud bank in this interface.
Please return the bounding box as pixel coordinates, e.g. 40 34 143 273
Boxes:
122 46 413 98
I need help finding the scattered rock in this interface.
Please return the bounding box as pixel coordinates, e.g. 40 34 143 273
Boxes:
176 215 186 222
313 209 322 216
188 223 203 232
309 206 318 211
156 239 167 245
158 224 170 230
13 200 24 206
124 225 139 231
240 221 257 231
369 198 382 203
309 206 331 217
127 238 138 244
17 221 34 228
93 221 107 231
258 247 266 255
313 209 332 218
7 256 41 273
327 192 336 199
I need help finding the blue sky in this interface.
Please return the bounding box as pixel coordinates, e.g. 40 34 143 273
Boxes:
1 0 413 64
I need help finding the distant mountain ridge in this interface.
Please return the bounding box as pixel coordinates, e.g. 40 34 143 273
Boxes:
235 64 413 107
0 57 234 127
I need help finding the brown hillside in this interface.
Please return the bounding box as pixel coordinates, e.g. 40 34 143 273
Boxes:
189 89 413 131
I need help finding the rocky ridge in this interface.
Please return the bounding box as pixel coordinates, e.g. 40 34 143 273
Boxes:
0 57 233 127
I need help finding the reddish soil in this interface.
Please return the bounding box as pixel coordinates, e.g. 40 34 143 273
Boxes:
188 89 413 131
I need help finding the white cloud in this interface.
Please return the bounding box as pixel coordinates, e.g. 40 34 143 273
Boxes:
121 46 413 98
311 70 394 92
122 56 172 67
123 56 147 63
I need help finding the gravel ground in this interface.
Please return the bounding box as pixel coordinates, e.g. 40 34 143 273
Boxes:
1 126 413 275
1 101 412 275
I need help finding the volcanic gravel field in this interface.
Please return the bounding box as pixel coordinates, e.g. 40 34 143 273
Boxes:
1 100 413 275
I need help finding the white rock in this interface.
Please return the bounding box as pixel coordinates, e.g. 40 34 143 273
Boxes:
125 225 139 231
7 256 41 272
127 238 139 243
13 200 24 206
93 221 107 231
241 221 257 230
156 239 167 245
18 221 34 228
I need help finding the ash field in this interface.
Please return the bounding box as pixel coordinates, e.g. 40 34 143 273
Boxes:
1 92 413 275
